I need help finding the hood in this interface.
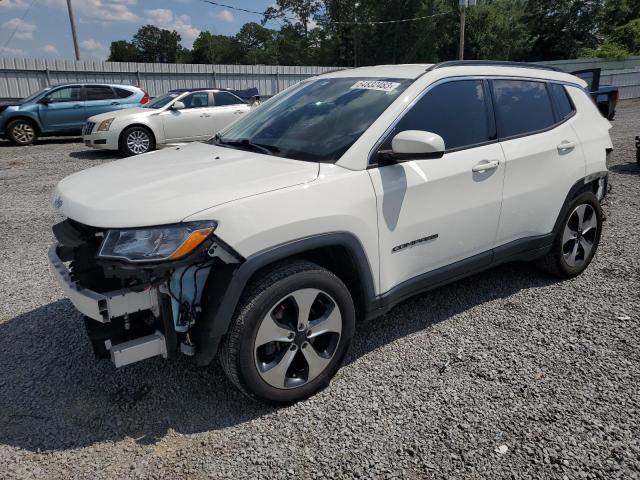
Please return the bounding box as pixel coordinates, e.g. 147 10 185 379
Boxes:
0 100 22 114
88 107 150 123
54 142 319 228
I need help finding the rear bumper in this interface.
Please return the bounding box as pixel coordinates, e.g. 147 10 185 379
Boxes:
48 244 160 322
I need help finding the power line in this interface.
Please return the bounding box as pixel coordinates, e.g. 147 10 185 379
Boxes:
200 0 450 27
2 0 38 51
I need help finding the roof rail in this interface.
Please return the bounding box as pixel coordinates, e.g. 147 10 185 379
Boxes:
427 60 563 73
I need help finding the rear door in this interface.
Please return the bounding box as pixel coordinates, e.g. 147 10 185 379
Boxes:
37 85 85 131
85 85 121 117
161 91 212 142
492 79 585 246
208 91 250 134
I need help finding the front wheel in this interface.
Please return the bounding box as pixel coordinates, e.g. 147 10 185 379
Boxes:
7 119 38 145
219 261 355 404
119 126 155 156
537 192 602 278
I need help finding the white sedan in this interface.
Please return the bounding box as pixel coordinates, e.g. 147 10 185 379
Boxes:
82 89 252 156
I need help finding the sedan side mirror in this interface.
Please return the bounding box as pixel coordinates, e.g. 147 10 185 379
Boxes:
172 101 185 110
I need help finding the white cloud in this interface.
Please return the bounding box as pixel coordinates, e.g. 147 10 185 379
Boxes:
80 38 108 60
45 0 139 22
215 9 235 23
1 18 36 39
144 8 200 47
42 44 59 55
0 0 30 9
0 46 26 56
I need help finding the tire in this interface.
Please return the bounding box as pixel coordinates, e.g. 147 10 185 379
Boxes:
536 192 602 278
6 119 38 146
219 261 356 404
119 126 155 156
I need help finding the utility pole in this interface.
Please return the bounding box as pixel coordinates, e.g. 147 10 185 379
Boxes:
458 0 466 60
66 0 80 61
458 0 476 61
353 2 359 67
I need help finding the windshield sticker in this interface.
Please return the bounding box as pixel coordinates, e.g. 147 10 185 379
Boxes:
350 80 401 92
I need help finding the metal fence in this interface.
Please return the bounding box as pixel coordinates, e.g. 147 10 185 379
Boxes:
0 58 339 99
1 56 640 100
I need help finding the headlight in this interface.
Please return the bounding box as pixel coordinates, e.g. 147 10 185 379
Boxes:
98 221 217 262
97 118 114 131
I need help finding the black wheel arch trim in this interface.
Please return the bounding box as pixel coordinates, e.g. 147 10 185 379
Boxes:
193 231 377 366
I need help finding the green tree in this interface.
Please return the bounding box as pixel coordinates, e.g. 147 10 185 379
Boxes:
602 0 640 36
108 40 138 62
610 18 640 54
579 42 630 59
132 25 182 63
523 0 603 60
264 0 323 36
191 31 240 64
466 0 529 60
236 23 279 64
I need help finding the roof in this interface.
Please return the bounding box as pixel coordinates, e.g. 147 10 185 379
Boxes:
168 87 260 99
315 61 587 87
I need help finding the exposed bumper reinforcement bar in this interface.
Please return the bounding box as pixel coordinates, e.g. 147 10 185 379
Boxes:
107 331 167 368
48 244 159 323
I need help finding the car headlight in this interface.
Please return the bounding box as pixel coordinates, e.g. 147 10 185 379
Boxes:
97 118 114 131
98 221 217 262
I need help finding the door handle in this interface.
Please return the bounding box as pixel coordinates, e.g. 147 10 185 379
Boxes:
472 160 500 172
557 140 577 151
110 102 119 105
73 104 82 108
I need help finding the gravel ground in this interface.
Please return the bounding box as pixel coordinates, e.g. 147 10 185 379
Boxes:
0 101 639 480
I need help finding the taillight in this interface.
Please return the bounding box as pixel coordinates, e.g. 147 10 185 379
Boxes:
140 89 150 104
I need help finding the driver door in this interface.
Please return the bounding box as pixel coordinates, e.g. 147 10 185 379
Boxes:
161 91 213 142
38 85 85 131
367 79 506 294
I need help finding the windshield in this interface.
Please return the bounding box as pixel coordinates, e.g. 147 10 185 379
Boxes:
143 93 179 109
213 77 412 162
22 87 50 103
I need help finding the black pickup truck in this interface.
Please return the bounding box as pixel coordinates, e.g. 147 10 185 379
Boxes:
572 68 619 120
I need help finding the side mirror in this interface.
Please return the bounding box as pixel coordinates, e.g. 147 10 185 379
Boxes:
391 130 445 158
39 97 52 105
172 101 185 111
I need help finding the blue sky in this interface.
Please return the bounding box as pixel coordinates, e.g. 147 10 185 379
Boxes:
0 0 281 60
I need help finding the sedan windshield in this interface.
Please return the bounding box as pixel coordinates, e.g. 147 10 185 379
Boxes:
214 77 412 162
143 93 178 109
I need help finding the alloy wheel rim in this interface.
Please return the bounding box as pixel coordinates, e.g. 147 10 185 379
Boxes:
126 130 150 154
13 123 34 143
254 288 342 389
562 203 598 268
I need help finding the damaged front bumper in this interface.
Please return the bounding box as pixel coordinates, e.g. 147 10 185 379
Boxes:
48 244 160 323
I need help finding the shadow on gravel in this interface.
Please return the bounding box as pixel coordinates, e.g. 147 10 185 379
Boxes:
609 163 639 176
0 137 82 148
0 263 558 452
68 149 123 161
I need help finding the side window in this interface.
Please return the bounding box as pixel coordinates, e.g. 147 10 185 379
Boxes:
181 92 210 108
549 83 575 121
386 80 491 151
114 87 134 99
44 86 81 103
86 85 116 101
214 92 245 106
492 80 555 138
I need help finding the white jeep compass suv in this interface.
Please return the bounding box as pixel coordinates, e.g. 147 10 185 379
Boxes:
49 61 612 404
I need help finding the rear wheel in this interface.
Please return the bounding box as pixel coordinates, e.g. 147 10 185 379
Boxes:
537 192 602 278
7 119 38 145
219 261 355 404
119 126 154 156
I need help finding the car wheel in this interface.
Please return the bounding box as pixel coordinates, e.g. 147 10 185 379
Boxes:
219 261 355 404
120 126 155 156
7 119 38 146
537 192 602 278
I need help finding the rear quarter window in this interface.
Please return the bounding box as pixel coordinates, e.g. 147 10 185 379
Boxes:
492 80 555 138
549 83 575 120
114 87 135 99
